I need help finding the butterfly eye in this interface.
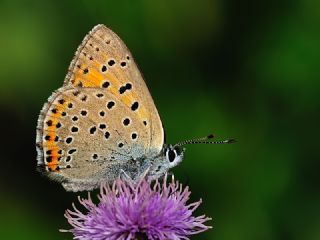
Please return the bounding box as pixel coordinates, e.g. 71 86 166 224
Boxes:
165 146 184 167
168 150 176 162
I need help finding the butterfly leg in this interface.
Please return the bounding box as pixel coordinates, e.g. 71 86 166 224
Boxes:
119 169 135 185
119 166 152 185
133 167 151 185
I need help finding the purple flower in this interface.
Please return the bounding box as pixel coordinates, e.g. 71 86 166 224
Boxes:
62 175 211 240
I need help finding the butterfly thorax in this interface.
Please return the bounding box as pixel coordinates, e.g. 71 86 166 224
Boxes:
96 144 185 183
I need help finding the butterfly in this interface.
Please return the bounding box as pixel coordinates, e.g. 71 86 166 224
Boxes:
36 24 235 191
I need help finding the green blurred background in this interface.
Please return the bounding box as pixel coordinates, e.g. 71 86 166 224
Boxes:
0 0 319 239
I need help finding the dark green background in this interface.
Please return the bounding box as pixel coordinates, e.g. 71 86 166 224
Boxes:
0 0 319 239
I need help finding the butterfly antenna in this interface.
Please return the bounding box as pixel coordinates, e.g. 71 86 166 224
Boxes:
174 134 236 147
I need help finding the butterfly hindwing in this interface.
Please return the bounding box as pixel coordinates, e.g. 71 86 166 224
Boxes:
37 86 151 178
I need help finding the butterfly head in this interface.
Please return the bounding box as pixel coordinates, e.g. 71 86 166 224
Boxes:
148 144 184 179
164 144 185 168
148 134 236 178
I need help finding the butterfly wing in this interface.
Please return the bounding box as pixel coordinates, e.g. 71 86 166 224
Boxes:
63 24 164 154
36 25 164 190
36 86 153 187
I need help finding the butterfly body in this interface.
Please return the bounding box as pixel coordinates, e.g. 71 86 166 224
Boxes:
37 24 234 191
36 25 186 191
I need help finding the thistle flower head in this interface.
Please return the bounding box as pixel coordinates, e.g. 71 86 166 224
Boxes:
63 175 211 240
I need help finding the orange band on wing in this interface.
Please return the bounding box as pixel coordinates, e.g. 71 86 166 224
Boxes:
43 99 69 172
72 65 149 121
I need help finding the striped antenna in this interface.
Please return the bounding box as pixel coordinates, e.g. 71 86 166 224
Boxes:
174 134 236 147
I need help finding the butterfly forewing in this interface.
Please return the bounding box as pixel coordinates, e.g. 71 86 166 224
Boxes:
63 24 164 154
